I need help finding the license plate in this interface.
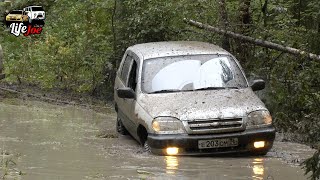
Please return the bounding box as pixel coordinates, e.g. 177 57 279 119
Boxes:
198 138 238 149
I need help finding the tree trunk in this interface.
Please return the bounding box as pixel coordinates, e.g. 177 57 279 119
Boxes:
111 0 118 69
239 0 251 34
183 18 320 61
217 0 230 51
0 45 3 73
237 0 252 65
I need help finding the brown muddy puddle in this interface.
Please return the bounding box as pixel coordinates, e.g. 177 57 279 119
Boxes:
0 99 314 179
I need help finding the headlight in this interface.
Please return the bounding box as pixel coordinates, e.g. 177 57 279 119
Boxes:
247 110 272 127
152 117 185 134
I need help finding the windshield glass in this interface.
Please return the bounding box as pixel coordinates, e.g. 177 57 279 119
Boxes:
10 10 23 14
142 55 248 93
32 7 44 11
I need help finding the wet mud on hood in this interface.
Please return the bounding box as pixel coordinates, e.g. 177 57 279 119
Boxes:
138 88 267 120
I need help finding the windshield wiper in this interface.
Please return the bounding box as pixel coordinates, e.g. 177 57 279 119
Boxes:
151 87 240 93
195 87 239 91
226 87 240 89
150 89 181 94
195 87 226 91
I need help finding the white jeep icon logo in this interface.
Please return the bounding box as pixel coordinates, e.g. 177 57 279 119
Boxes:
23 6 45 24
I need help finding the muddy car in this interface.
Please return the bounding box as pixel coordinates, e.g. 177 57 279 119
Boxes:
23 6 45 25
114 41 275 156
5 10 29 26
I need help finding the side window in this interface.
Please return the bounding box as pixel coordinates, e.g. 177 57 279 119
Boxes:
120 55 133 84
128 60 138 91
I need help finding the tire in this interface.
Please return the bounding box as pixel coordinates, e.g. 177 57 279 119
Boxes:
6 21 11 27
143 141 151 153
116 116 128 135
39 20 45 27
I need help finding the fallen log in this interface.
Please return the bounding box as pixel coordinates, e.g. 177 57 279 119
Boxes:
183 18 320 61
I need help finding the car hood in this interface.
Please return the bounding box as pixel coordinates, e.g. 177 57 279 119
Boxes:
138 88 266 120
8 14 22 17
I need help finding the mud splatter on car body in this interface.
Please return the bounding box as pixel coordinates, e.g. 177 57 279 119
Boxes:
114 41 275 155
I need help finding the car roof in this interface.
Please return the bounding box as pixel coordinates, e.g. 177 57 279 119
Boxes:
10 10 23 12
128 41 230 60
25 6 42 8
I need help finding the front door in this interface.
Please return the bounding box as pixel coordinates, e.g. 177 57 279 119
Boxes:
117 54 139 136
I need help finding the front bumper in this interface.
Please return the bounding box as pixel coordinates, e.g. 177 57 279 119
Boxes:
6 19 23 22
32 17 45 21
148 126 275 155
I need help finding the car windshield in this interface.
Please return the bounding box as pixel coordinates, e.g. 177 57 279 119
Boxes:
32 7 44 11
142 54 248 93
10 10 23 14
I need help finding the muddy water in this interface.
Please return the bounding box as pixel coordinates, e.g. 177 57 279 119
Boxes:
0 99 313 179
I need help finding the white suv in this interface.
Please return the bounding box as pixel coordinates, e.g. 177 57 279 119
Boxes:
23 6 45 23
114 41 275 156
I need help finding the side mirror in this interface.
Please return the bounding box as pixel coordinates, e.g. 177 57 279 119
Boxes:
251 79 265 91
117 87 135 99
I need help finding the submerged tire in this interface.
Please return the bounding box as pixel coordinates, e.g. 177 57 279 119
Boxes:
143 141 151 153
116 116 128 135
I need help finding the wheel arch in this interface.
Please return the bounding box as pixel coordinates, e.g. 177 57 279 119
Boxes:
137 124 148 144
114 103 118 112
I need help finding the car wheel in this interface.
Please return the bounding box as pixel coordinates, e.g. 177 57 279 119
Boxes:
116 116 128 135
6 22 11 27
143 141 151 153
40 20 45 27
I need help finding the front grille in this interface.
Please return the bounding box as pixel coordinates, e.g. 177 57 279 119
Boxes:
185 118 244 134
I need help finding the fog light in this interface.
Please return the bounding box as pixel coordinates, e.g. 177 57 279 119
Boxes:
152 120 160 132
166 147 179 155
254 141 265 148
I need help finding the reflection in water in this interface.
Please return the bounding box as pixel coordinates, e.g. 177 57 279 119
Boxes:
252 158 265 180
165 156 179 174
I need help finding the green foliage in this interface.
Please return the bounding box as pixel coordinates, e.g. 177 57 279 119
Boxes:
302 150 320 180
0 0 114 94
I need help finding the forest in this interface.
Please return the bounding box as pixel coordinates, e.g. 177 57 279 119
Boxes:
0 0 319 178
